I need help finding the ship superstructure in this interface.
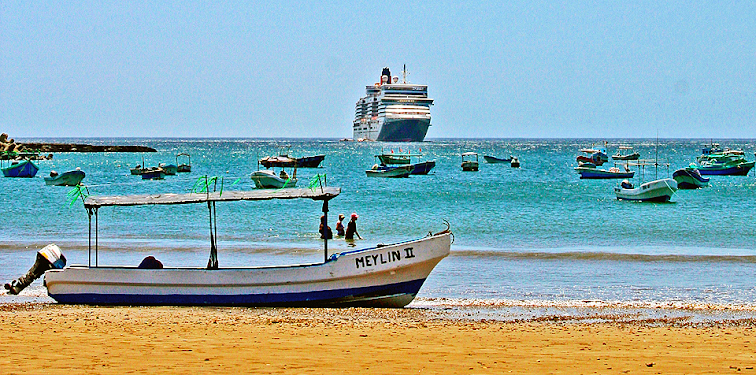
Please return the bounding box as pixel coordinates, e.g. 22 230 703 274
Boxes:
353 66 433 142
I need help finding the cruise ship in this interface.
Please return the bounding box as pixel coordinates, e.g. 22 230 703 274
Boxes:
353 66 434 142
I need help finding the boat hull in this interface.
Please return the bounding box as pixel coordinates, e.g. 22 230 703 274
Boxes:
2 160 39 177
44 170 85 186
575 167 634 179
44 233 451 307
366 165 412 177
141 169 166 180
698 162 754 176
409 161 435 175
615 178 677 202
483 156 511 163
260 155 325 168
461 161 478 171
296 155 325 168
376 161 435 175
375 119 430 142
612 152 640 160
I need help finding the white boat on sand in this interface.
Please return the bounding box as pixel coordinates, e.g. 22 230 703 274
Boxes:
43 187 451 307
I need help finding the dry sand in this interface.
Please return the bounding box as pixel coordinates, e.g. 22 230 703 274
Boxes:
1 304 755 374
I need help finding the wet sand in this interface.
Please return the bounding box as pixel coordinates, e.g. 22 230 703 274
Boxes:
1 304 755 374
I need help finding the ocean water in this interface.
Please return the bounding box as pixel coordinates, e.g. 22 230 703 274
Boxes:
3 138 756 321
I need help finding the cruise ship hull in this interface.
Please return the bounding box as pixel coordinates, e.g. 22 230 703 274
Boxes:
375 119 430 142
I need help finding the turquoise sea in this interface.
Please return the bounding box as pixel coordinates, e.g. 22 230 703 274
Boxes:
3 138 756 321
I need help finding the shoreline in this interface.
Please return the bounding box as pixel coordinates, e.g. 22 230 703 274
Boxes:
2 304 755 374
6 293 756 324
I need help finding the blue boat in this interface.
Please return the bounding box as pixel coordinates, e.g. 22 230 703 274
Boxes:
2 160 39 178
408 161 436 175
698 160 755 176
672 167 709 189
374 150 436 175
141 167 166 180
376 161 436 175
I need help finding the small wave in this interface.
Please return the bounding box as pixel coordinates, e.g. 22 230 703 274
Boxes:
451 249 756 263
413 297 756 312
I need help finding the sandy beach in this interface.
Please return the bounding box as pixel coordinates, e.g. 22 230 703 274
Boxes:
1 304 755 374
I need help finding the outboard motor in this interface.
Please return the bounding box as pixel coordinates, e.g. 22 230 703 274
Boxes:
4 244 66 295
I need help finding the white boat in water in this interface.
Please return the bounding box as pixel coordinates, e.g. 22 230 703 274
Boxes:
251 168 297 189
44 168 85 186
353 66 434 142
614 178 677 202
365 164 413 178
42 187 451 307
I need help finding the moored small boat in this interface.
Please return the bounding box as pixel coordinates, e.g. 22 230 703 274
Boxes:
461 152 479 171
483 155 512 163
375 150 435 175
2 160 39 178
44 169 85 186
575 164 634 179
177 153 192 173
141 167 166 180
366 164 412 178
672 166 710 189
612 146 640 160
510 157 520 168
577 145 609 166
251 169 297 189
159 163 178 175
614 178 677 202
697 160 755 176
129 165 144 175
260 154 326 168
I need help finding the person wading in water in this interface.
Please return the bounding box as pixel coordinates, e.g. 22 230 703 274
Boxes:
345 213 362 245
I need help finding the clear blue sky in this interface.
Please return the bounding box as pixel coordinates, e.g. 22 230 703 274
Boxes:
2 1 755 138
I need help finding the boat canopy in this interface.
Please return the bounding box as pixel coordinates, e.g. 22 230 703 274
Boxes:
375 153 422 157
461 152 478 156
84 187 341 208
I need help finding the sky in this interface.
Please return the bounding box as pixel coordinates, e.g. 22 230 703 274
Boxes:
1 1 755 139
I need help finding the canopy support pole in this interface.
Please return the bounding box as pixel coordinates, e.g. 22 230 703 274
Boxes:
87 207 92 267
322 199 329 263
95 207 99 267
206 178 218 270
